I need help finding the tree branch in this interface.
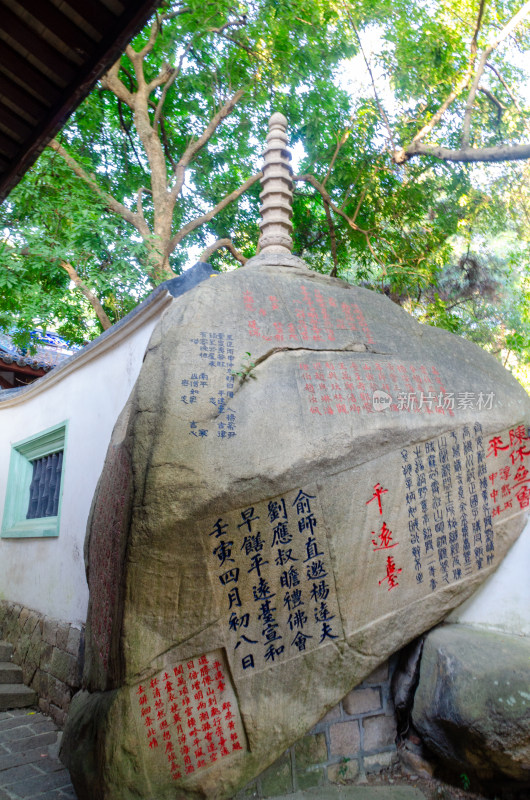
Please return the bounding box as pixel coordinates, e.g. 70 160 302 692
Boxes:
350 186 367 222
147 63 174 95
209 16 247 34
159 116 177 171
117 99 147 175
169 172 261 252
478 85 506 114
400 141 530 163
352 22 396 151
116 37 172 212
461 0 530 147
131 14 161 62
486 63 530 138
118 64 137 94
294 174 414 271
214 30 264 59
100 59 134 109
125 43 146 91
48 139 150 237
461 53 487 147
485 63 522 110
171 89 245 198
296 229 326 257
393 0 486 160
322 128 351 188
470 0 487 58
154 36 196 129
200 238 247 265
404 76 470 153
164 6 191 20
136 186 153 225
323 200 339 276
59 261 112 330
294 173 364 233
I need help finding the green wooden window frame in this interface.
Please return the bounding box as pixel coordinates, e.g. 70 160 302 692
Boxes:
1 421 68 538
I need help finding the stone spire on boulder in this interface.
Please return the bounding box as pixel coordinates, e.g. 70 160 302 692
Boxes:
257 112 294 254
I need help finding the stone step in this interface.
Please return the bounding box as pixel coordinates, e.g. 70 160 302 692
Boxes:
0 683 37 710
0 641 13 661
0 661 23 684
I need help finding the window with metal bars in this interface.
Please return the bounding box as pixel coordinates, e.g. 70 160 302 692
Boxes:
1 421 67 538
26 451 63 519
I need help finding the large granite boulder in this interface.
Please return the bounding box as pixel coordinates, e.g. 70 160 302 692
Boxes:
412 624 530 787
61 252 530 799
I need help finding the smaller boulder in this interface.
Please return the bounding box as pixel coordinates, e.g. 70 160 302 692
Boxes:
412 624 530 787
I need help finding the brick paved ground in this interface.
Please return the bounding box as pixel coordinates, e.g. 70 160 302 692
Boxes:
0 709 77 800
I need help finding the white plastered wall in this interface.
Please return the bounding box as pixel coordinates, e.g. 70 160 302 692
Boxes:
0 291 172 625
448 518 530 636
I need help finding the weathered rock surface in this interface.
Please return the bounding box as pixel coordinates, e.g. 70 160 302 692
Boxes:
61 252 530 799
412 624 530 786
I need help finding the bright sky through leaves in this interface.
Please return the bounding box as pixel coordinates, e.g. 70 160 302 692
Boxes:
1 0 530 383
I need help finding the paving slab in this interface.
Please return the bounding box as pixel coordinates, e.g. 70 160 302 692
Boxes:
0 712 430 800
272 787 428 800
0 711 76 800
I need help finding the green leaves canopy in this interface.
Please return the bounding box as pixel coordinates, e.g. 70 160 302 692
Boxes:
1 0 530 378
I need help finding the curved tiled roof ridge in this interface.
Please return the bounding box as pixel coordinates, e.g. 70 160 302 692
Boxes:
0 331 74 373
0 261 216 402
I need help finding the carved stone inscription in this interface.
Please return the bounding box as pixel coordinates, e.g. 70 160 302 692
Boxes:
399 423 491 592
486 423 530 520
88 446 130 672
132 649 245 782
243 282 375 346
364 422 529 599
319 422 530 638
204 487 342 678
297 356 454 419
182 332 237 440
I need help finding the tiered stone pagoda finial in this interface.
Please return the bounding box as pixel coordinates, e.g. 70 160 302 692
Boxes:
257 112 294 254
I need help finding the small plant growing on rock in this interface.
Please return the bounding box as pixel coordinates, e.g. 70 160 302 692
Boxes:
232 352 257 382
460 772 471 790
338 757 350 779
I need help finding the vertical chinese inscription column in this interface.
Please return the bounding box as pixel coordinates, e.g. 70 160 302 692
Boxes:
205 487 342 677
365 482 403 592
487 425 530 520
400 423 492 593
133 650 245 782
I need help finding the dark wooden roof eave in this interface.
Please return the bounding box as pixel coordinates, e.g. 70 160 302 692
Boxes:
0 359 48 378
0 0 161 204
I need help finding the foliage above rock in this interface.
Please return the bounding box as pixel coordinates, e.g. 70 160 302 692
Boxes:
1 0 530 373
